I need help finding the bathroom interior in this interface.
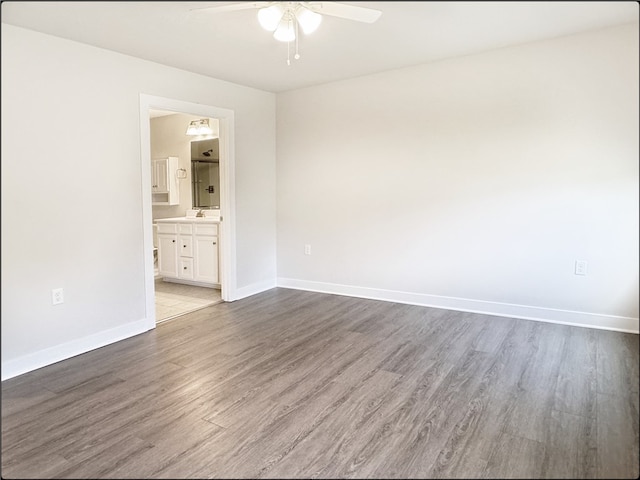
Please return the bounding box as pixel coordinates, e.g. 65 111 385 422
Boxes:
150 110 223 323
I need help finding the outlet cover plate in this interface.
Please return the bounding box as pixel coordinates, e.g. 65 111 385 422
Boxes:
52 288 64 305
575 260 588 276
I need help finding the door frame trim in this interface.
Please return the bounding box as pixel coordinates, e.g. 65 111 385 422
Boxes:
139 94 236 328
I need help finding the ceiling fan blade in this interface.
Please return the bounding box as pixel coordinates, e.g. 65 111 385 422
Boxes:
189 2 270 14
308 2 382 23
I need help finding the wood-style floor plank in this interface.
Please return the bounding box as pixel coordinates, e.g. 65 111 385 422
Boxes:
554 326 597 418
597 391 640 479
483 432 546 479
597 329 639 395
2 288 638 479
541 409 597 479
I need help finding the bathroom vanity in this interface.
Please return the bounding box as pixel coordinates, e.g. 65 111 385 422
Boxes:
155 217 220 287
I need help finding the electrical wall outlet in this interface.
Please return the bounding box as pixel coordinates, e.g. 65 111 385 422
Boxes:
52 288 64 305
304 244 311 255
575 260 588 276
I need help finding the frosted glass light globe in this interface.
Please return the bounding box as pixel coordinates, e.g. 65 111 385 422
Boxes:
258 4 285 31
295 6 322 34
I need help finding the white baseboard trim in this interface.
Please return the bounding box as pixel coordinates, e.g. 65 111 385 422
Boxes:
277 278 639 334
232 278 277 301
1 318 152 381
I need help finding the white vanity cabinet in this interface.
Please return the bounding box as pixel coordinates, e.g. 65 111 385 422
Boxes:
156 218 219 287
152 156 180 206
194 223 219 284
157 229 178 277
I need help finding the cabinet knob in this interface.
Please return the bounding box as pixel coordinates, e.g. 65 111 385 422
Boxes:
184 266 187 270
183 245 187 248
172 240 175 243
212 242 216 245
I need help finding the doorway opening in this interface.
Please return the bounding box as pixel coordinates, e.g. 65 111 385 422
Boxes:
139 94 237 329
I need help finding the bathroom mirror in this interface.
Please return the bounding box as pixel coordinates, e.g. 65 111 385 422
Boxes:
191 138 220 209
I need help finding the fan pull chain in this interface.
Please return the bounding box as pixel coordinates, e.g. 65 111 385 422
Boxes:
284 10 301 66
294 20 300 60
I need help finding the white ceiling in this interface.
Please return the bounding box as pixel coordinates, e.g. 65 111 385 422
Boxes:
2 1 638 93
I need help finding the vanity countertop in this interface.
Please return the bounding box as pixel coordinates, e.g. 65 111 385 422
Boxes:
155 217 220 223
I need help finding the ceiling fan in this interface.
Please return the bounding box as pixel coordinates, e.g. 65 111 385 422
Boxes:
190 2 383 64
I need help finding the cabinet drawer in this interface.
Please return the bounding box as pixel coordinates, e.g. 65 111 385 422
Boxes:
180 235 193 257
179 223 193 235
195 224 218 236
157 223 177 234
178 257 194 280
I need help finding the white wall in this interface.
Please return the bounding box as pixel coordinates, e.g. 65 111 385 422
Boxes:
1 25 277 379
277 23 639 332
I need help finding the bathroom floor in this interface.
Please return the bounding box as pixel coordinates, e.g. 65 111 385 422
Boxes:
154 278 222 323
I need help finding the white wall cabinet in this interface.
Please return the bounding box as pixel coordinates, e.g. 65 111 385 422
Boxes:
156 219 219 287
152 156 180 206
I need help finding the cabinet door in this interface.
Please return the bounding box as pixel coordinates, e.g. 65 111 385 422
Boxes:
153 159 169 193
151 161 157 192
194 235 219 284
157 233 178 277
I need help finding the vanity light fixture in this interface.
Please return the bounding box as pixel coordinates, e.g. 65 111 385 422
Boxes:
186 118 214 136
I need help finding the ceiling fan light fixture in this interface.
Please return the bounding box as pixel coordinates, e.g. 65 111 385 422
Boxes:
295 6 322 35
273 15 295 42
257 4 285 31
193 1 382 64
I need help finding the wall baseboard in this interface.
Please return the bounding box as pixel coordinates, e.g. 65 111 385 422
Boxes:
4 278 635 382
1 318 152 381
1 277 277 381
232 278 277 301
277 277 639 334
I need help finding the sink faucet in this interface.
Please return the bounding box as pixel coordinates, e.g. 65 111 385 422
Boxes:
196 209 204 217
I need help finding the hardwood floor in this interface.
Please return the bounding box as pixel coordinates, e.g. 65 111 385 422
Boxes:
2 288 638 479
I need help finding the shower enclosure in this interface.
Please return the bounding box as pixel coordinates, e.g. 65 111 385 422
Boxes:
191 138 220 209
